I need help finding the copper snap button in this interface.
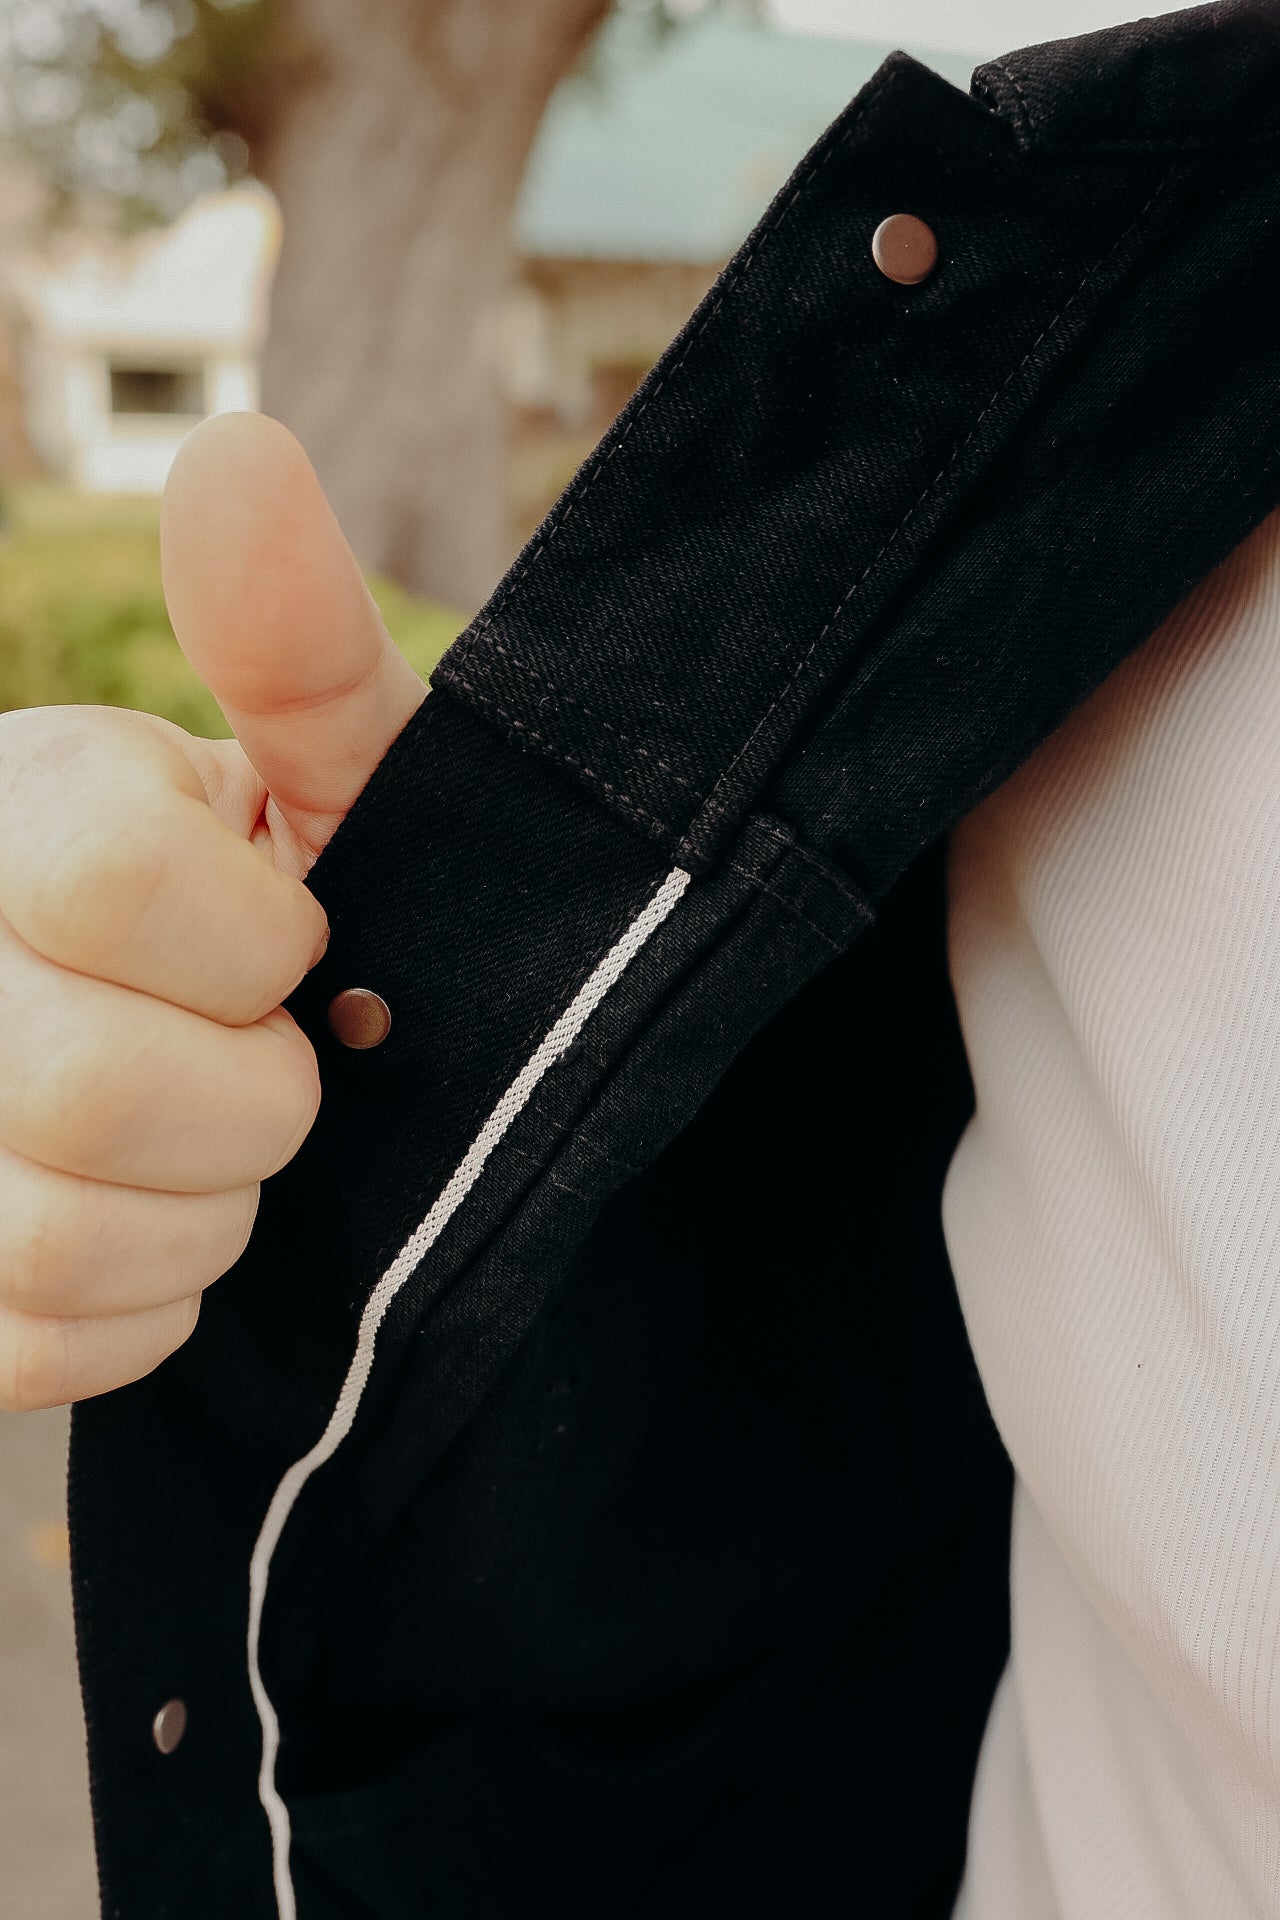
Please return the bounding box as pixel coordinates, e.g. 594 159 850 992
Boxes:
326 987 392 1050
152 1698 187 1755
871 213 939 286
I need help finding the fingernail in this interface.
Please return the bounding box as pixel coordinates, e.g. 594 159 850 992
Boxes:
309 924 331 970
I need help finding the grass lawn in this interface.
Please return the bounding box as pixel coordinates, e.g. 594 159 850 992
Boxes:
0 483 467 739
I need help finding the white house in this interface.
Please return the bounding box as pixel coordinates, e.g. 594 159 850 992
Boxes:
13 184 278 494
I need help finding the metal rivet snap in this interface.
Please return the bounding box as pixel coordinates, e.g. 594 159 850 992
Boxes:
152 1698 187 1755
872 213 939 286
326 987 392 1050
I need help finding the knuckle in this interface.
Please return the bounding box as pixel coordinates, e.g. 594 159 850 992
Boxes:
0 1315 70 1412
31 819 166 972
0 1187 79 1315
22 1030 137 1173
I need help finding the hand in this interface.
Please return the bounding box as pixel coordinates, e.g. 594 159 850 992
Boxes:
0 413 427 1409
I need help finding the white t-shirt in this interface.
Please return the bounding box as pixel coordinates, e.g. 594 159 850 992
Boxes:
944 505 1280 1918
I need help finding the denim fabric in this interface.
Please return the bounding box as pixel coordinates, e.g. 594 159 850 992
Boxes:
277 840 1010 1919
973 0 1280 156
437 54 1191 867
773 123 1280 898
437 23 1280 886
69 6 1280 1917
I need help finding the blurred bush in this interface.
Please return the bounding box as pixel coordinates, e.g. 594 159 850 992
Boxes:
0 483 465 738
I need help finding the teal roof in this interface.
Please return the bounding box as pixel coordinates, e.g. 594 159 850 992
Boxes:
515 12 974 264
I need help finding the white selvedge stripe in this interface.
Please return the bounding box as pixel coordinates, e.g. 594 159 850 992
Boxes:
247 866 692 1920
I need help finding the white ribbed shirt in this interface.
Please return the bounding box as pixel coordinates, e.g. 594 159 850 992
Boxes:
944 505 1280 1918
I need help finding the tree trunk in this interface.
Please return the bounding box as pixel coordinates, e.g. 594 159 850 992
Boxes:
253 0 608 611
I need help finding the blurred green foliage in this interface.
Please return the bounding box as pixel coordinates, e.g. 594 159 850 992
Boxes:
0 0 737 230
0 484 465 738
0 0 275 226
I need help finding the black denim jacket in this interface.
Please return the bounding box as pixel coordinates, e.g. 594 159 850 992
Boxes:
69 5 1280 1915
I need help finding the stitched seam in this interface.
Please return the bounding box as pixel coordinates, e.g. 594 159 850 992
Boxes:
976 61 1280 156
750 818 875 915
531 889 838 1177
520 837 793 1158
449 62 901 671
523 834 861 1190
504 1139 593 1203
532 450 1280 1192
688 164 1178 842
723 861 844 952
569 835 794 1087
465 639 697 791
445 675 671 838
996 58 1036 143
529 1101 649 1177
454 866 689 1179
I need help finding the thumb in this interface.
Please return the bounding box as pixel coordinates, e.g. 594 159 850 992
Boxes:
160 411 427 866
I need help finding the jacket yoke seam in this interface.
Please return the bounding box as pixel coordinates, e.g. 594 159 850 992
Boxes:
441 678 672 839
458 640 698 791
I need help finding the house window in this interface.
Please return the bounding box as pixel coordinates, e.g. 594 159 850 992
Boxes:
108 363 205 417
